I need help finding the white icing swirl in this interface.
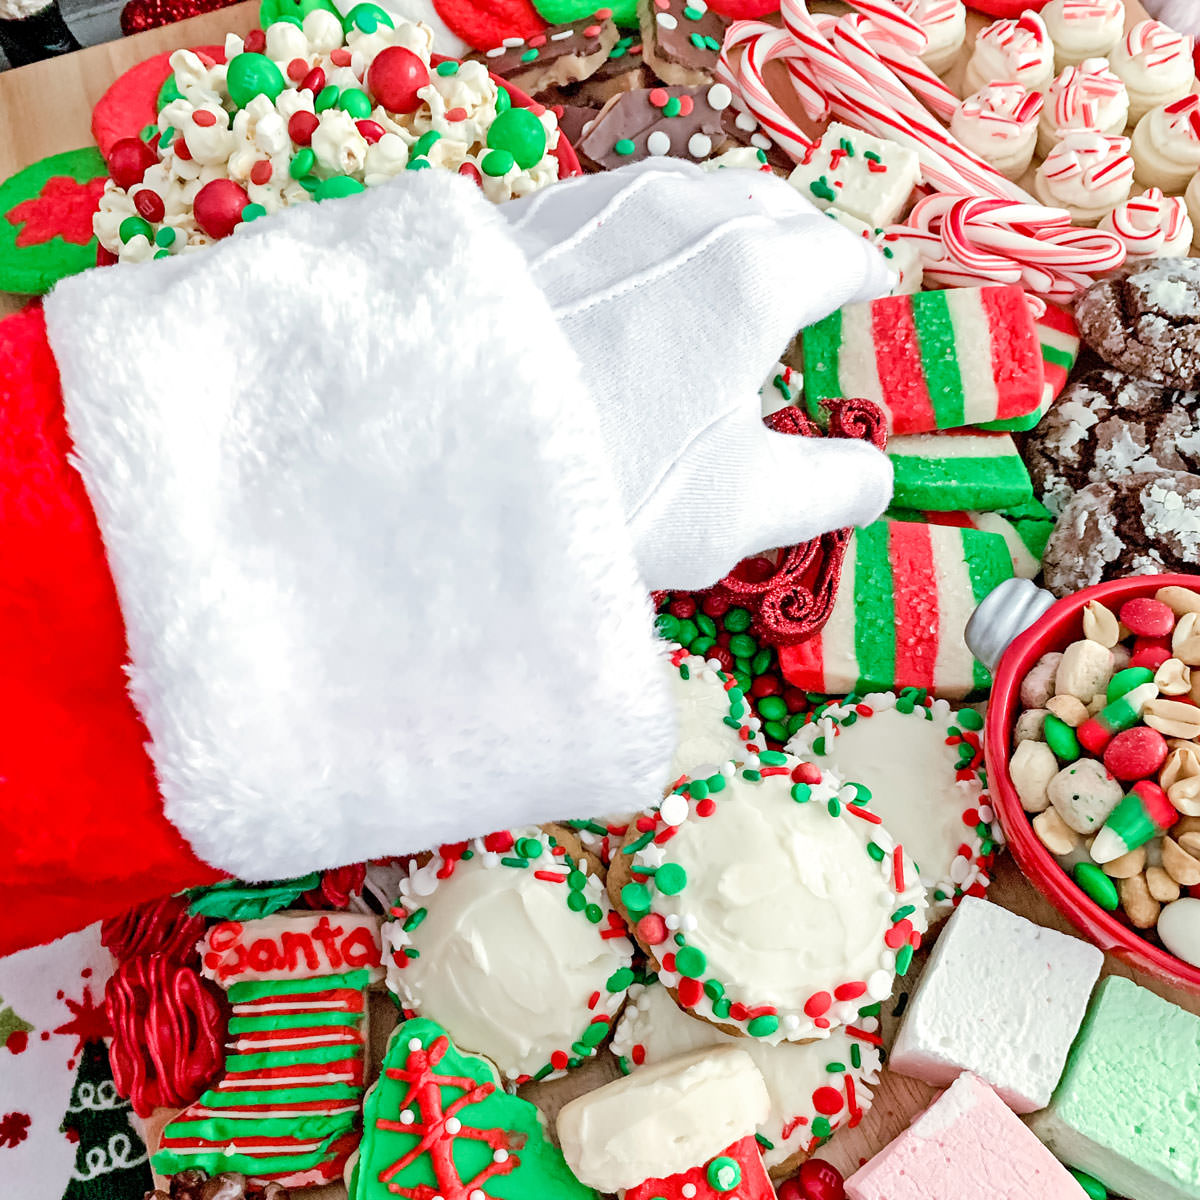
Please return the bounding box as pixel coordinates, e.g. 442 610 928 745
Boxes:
964 11 1055 96
1100 187 1193 259
951 83 1043 179
1109 19 1196 124
1034 129 1133 223
899 0 966 73
1131 95 1200 193
1041 0 1124 68
1038 59 1129 157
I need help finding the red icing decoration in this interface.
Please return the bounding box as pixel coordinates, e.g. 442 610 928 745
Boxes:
53 985 111 1058
303 862 368 909
368 46 432 114
0 1112 31 1148
5 176 106 249
6 1031 28 1055
193 179 250 239
101 894 207 963
430 0 545 54
105 956 226 1117
625 1135 774 1200
702 0 779 18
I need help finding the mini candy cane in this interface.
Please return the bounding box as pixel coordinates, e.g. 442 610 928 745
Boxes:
1048 59 1125 130
853 15 960 121
842 0 927 55
1099 188 1191 261
1124 17 1187 67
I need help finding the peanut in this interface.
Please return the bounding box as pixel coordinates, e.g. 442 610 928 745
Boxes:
1161 745 1200 790
1055 639 1114 704
1087 693 1107 716
1172 814 1200 838
1102 846 1147 878
1046 694 1089 727
1010 741 1057 814
1021 652 1062 710
1015 708 1048 743
1142 697 1200 740
1155 658 1193 696
1167 776 1200 817
1172 611 1200 667
1179 831 1200 858
1162 836 1200 886
1147 865 1181 903
1033 807 1080 856
1157 585 1200 617
1082 600 1120 648
1118 873 1160 929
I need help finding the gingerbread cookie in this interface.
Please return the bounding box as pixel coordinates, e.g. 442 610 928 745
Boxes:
1023 366 1200 516
786 690 997 919
382 828 635 1084
1042 470 1200 595
609 755 927 1043
612 979 882 1175
470 12 619 95
577 82 731 168
638 0 728 86
1075 258 1200 389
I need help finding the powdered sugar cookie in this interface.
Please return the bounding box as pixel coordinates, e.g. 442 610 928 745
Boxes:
1131 95 1200 193
612 979 882 1176
1036 59 1128 158
608 755 927 1044
1100 188 1193 260
383 828 635 1084
1108 19 1196 126
786 690 999 919
1033 130 1133 224
963 11 1055 98
950 83 1043 181
1041 0 1123 70
899 0 966 75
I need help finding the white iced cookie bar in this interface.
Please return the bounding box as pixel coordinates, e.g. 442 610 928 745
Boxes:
1099 187 1193 259
1131 94 1200 192
951 82 1043 180
1109 19 1196 126
963 10 1055 97
1033 129 1134 224
1041 0 1124 70
1036 59 1129 158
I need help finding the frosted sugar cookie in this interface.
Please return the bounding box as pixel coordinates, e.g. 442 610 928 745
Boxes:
1100 188 1193 259
1131 95 1200 193
1033 129 1133 224
1109 19 1196 126
950 83 1043 181
382 827 635 1084
1036 59 1128 158
608 755 927 1044
1041 0 1124 70
963 11 1055 98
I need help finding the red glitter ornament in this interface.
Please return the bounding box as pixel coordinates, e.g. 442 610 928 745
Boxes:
368 45 430 114
192 178 249 239
120 0 240 36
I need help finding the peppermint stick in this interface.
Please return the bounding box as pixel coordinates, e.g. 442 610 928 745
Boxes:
853 14 960 121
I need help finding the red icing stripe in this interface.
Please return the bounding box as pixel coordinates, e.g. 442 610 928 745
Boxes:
185 1098 358 1115
233 1027 358 1046
919 509 975 529
888 521 938 690
235 989 364 1013
872 295 936 434
220 1060 364 1088
779 632 824 691
982 284 1041 420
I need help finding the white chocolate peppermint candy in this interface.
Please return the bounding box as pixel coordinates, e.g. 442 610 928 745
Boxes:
613 755 927 1044
1041 0 1124 70
964 11 1055 97
898 0 967 75
1109 19 1196 126
1033 129 1134 225
786 690 998 919
1131 94 1200 193
950 83 1043 181
612 979 882 1172
383 828 635 1084
1036 59 1129 158
1100 187 1193 259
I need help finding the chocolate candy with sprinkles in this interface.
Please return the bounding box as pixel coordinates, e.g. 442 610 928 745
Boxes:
577 82 731 169
638 0 729 86
468 11 619 98
565 31 654 104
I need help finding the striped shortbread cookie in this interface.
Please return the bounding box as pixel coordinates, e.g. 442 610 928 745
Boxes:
888 430 1034 512
890 502 1055 580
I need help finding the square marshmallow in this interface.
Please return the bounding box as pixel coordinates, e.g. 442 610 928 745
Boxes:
845 1073 1086 1200
889 896 1103 1112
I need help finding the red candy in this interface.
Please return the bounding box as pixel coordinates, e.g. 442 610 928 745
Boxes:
299 66 325 94
243 28 266 53
192 109 217 128
1130 638 1171 670
1103 726 1168 781
368 45 430 114
797 1159 846 1200
1120 598 1175 638
288 111 319 146
106 136 157 190
133 188 165 222
192 179 249 239
286 56 309 81
355 119 385 144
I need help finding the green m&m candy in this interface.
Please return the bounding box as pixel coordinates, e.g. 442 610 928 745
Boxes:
313 176 366 201
226 52 285 109
487 107 546 169
1074 862 1118 911
1043 713 1081 762
340 1 394 33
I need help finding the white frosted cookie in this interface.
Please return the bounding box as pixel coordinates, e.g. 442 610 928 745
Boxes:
1100 188 1193 259
1041 0 1124 70
785 690 998 919
899 0 967 75
382 828 635 1083
951 83 1044 180
610 754 927 1044
1033 129 1134 224
1131 95 1200 192
1036 59 1129 158
823 208 924 293
963 11 1055 98
1109 19 1196 126
612 980 883 1175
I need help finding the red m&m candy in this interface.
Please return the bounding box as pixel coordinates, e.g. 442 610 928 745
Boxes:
1130 637 1171 670
368 45 429 114
193 179 250 239
1103 726 1168 781
107 137 158 190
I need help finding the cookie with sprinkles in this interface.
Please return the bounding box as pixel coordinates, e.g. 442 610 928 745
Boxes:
612 979 882 1177
786 690 1000 921
577 82 731 169
638 0 729 86
608 754 927 1044
468 12 619 96
382 828 635 1085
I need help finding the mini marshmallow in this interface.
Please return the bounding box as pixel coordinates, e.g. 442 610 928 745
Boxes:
1048 758 1124 834
889 896 1103 1113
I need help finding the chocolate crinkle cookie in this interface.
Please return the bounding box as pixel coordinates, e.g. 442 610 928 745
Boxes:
1042 470 1200 596
147 1170 289 1200
1022 367 1200 515
1075 258 1200 389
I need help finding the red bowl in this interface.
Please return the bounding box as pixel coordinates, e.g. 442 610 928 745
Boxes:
986 572 1200 994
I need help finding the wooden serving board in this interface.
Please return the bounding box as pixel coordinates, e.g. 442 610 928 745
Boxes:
2 0 1194 1192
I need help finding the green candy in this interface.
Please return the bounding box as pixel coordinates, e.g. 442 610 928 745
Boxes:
226 52 285 109
655 863 687 895
655 613 680 640
728 632 757 658
156 71 184 114
747 1013 779 1038
289 147 316 178
340 1 394 32
496 86 512 113
1074 862 1119 911
1044 713 1081 762
674 946 706 977
314 84 341 112
118 215 153 244
757 695 787 721
532 0 637 29
620 882 651 914
258 0 338 28
412 130 442 159
724 607 752 632
487 107 547 170
1070 1169 1108 1199
241 202 267 222
481 149 514 177
707 1156 742 1192
338 87 372 119
1107 666 1156 704
676 617 698 645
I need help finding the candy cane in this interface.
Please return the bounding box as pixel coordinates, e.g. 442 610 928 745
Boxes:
853 15 959 121
842 0 927 55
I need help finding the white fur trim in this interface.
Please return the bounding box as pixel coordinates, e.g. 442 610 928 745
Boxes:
44 172 672 880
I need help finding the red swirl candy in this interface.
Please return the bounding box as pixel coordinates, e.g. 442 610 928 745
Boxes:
101 894 207 963
105 956 225 1117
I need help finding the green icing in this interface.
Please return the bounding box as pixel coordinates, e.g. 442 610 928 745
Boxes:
156 70 184 113
350 1018 597 1200
229 968 372 1001
186 872 322 920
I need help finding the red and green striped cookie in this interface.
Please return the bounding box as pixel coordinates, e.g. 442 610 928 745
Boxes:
609 755 927 1043
890 502 1054 581
888 430 1034 513
382 828 635 1085
801 284 1044 434
154 911 383 1188
779 518 1014 700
